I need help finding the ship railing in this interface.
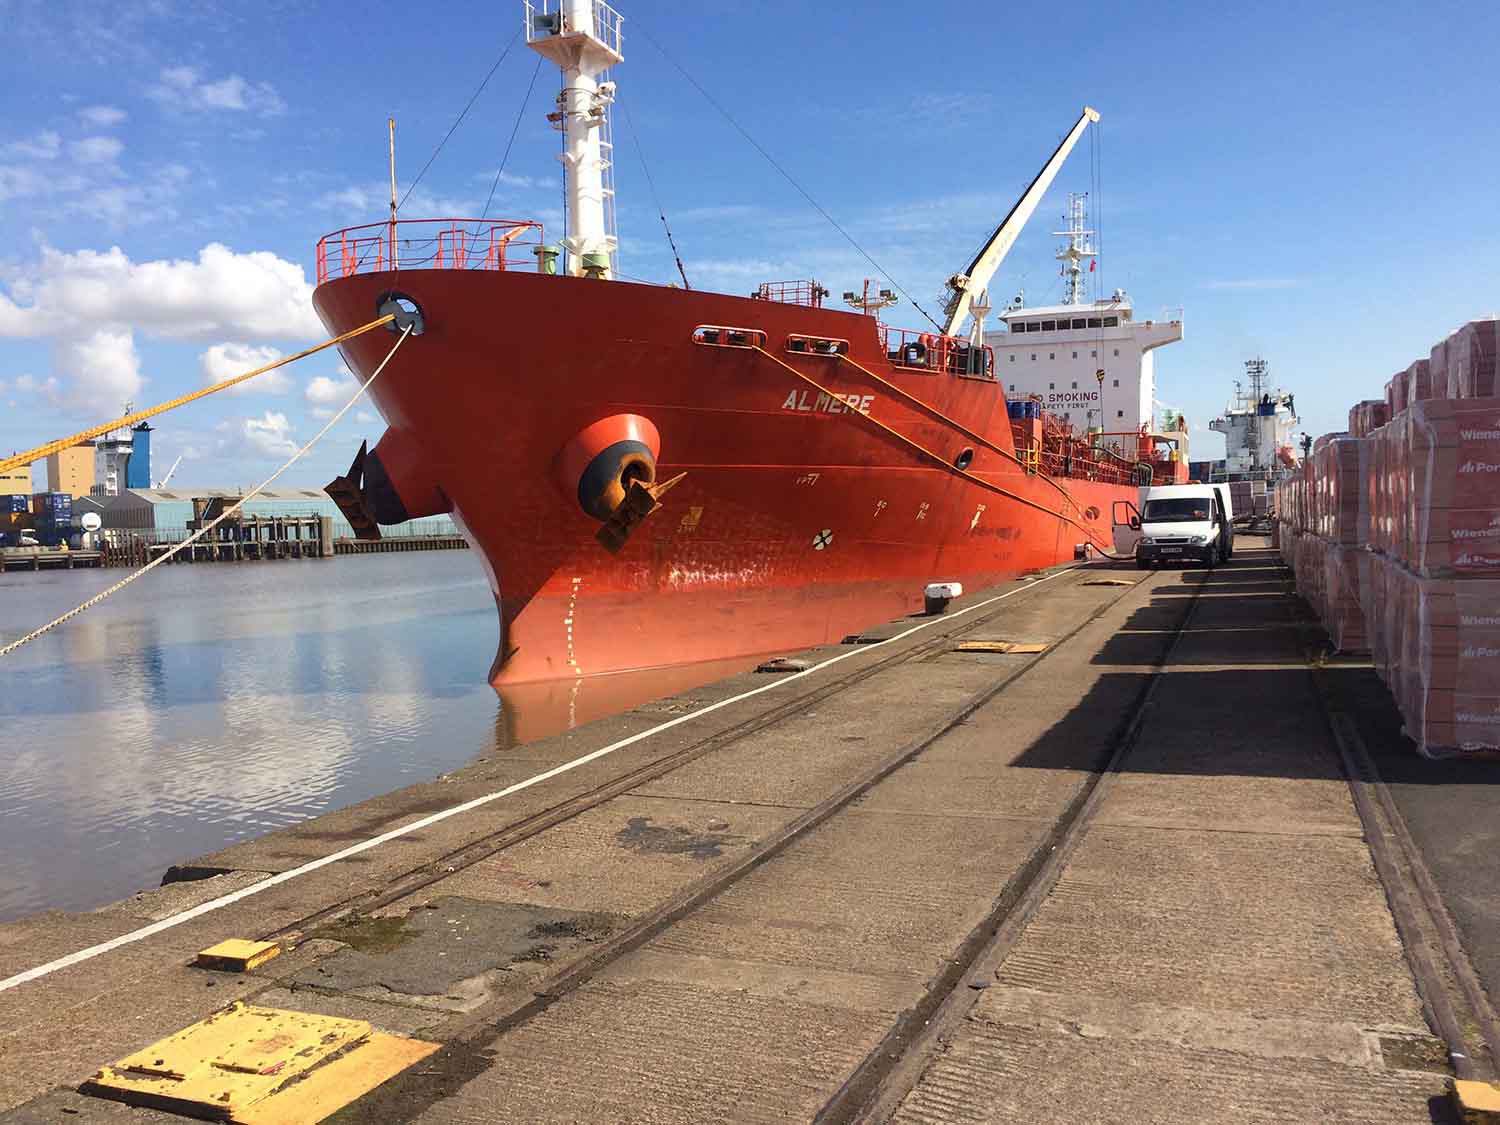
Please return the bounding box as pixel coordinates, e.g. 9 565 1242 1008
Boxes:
751 280 827 308
526 0 623 55
315 219 546 284
881 327 994 379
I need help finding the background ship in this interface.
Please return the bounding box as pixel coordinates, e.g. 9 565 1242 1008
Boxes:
1206 357 1301 481
316 0 1187 686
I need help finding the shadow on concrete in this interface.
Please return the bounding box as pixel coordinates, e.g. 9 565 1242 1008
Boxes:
1004 545 1500 1051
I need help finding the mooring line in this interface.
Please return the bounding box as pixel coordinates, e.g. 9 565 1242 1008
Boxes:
0 325 412 661
0 315 395 476
0 566 1079 995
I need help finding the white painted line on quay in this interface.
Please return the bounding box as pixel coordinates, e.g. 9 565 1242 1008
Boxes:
0 567 1081 995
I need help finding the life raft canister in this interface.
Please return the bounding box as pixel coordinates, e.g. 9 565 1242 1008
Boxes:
554 414 662 521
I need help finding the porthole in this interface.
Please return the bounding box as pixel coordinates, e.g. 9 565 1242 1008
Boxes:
954 447 975 470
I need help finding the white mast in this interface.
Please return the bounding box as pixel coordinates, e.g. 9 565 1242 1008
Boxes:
526 0 623 278
1052 192 1096 306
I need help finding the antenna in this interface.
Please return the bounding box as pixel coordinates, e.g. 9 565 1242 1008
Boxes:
1245 357 1269 466
388 118 399 268
1052 192 1096 307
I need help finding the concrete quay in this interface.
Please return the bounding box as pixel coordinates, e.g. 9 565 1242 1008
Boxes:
1 542 1496 1123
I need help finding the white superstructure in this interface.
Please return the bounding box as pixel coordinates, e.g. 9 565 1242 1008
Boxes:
984 192 1181 436
985 294 1182 435
1209 358 1300 476
91 410 134 498
526 0 622 278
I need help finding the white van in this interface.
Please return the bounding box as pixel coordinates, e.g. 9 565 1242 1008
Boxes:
1128 483 1233 568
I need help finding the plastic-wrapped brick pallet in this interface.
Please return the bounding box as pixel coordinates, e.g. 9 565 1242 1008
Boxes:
1407 398 1500 577
1387 368 1410 417
1322 541 1368 652
1386 566 1500 756
1407 357 1434 403
1447 318 1498 399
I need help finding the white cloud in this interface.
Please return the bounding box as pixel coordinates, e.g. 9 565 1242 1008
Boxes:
79 105 127 128
148 66 285 116
200 342 288 395
321 183 476 217
355 410 376 424
1201 279 1301 291
305 373 360 417
304 373 356 405
53 328 141 406
69 135 124 164
0 243 320 409
3 131 62 160
0 243 322 341
471 170 558 190
237 411 298 458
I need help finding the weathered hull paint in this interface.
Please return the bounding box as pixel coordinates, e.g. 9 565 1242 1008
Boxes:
313 269 1136 685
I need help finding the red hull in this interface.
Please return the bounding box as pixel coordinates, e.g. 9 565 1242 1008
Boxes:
313 270 1136 684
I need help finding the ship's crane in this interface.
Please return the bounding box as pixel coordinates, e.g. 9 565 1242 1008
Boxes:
154 454 183 490
941 106 1099 338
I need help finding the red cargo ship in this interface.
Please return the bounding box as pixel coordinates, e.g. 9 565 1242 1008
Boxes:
314 0 1185 686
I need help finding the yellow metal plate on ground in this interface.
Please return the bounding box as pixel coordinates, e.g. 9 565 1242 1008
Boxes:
197 938 282 972
955 641 1048 654
1454 1079 1500 1123
81 1001 371 1120
237 1032 439 1125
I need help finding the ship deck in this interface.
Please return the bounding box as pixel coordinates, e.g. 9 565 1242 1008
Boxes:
2 540 1497 1122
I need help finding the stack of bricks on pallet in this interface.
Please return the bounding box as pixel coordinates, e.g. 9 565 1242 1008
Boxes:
1276 315 1500 756
1348 398 1390 438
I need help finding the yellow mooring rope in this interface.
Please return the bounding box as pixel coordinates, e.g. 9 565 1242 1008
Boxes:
0 324 413 659
0 314 395 476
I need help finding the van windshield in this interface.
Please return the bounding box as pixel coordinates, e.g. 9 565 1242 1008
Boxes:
1142 498 1211 523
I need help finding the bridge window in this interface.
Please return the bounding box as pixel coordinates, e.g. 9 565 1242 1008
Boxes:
1104 316 1119 327
1088 317 1101 328
1041 320 1056 331
1011 322 1027 333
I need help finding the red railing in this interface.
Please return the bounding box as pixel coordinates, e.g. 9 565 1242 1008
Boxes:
880 327 994 378
315 219 546 284
752 280 828 308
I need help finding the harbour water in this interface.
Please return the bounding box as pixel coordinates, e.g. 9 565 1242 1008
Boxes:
0 553 759 922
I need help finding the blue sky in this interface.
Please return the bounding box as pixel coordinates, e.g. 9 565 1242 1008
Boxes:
2 0 1496 489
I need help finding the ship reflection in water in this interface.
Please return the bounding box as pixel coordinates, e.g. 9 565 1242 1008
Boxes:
0 552 761 922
